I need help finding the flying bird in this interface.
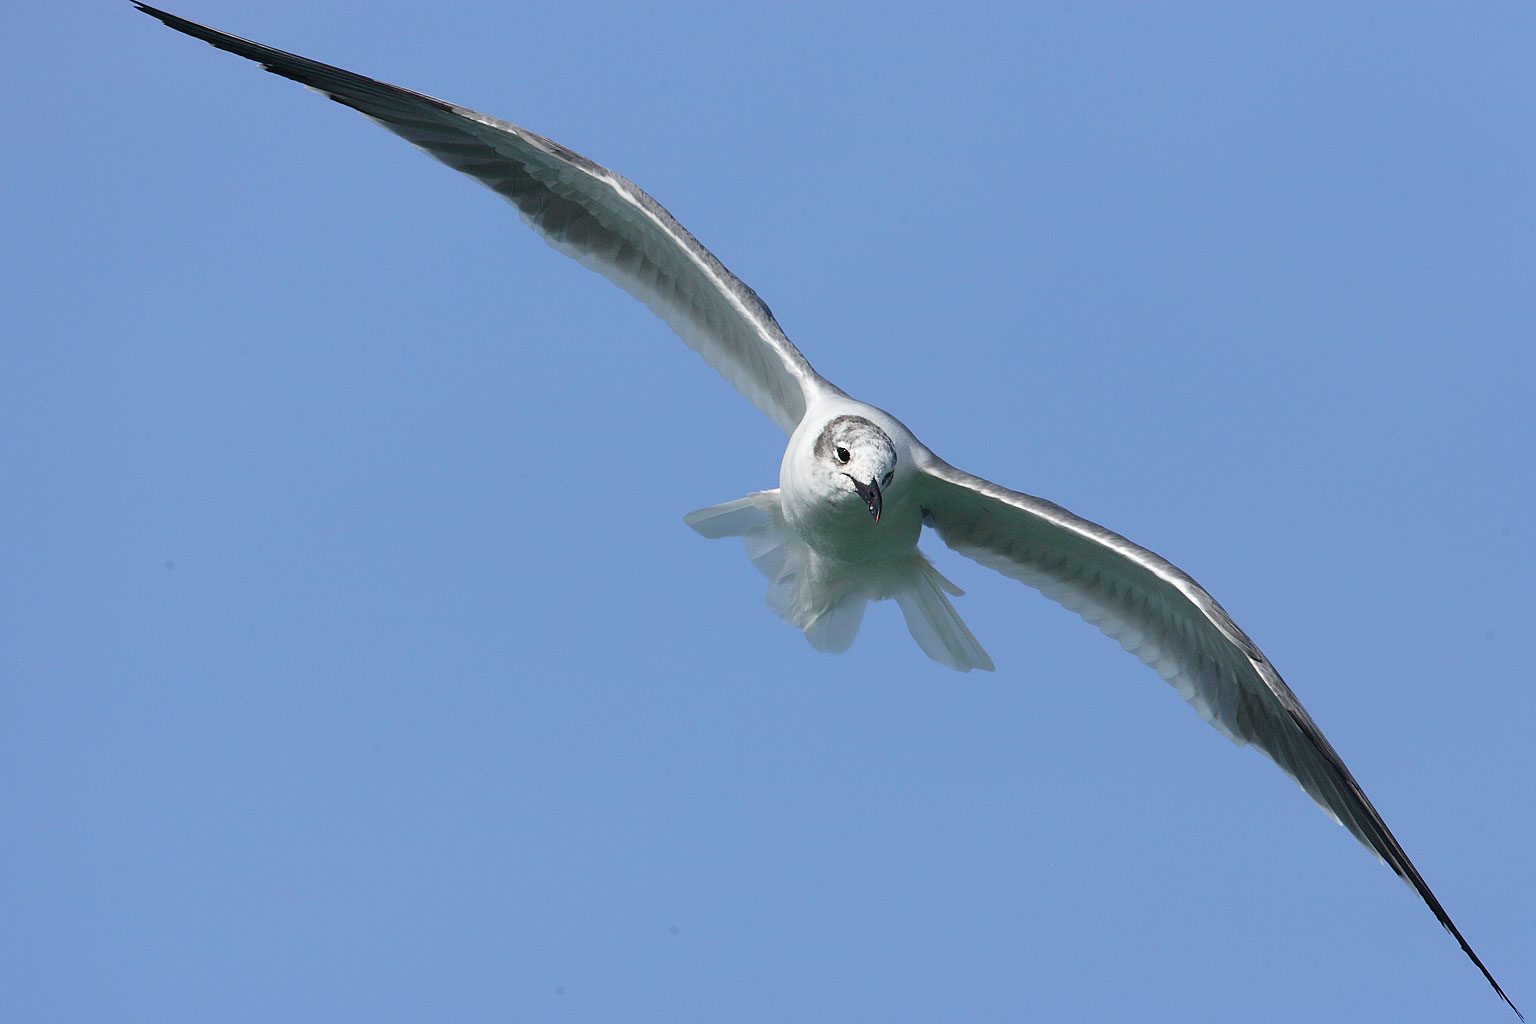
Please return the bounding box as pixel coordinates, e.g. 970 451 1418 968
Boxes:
134 4 1520 1016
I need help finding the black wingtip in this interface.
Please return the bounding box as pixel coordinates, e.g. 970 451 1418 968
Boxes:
133 3 246 54
132 3 176 28
1500 985 1524 1021
134 2 261 52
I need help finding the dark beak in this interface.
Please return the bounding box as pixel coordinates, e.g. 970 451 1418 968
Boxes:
852 477 883 522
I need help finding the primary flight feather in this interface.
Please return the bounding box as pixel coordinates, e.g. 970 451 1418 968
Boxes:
134 4 1519 1016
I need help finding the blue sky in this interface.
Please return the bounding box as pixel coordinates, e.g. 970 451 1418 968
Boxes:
5 2 1533 1021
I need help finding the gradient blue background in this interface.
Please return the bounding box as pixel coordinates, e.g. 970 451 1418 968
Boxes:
6 3 1533 1020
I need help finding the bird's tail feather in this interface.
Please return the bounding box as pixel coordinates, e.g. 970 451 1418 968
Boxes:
892 560 995 672
684 491 993 671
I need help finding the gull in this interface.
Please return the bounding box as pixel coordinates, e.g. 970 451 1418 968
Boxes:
134 4 1519 1015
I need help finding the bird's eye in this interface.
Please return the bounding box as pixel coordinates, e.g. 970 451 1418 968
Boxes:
835 446 850 464
882 471 894 488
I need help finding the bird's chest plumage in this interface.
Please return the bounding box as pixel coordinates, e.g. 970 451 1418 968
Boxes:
780 475 923 563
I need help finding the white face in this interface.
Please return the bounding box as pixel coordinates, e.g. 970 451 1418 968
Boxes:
812 415 897 520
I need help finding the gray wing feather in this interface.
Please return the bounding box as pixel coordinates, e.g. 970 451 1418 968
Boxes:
912 449 1517 1014
135 3 835 434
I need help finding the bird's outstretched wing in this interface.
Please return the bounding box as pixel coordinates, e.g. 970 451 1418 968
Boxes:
911 448 1519 1017
134 3 836 434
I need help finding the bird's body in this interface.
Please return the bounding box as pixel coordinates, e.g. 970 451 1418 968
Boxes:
132 4 1520 1016
692 396 993 671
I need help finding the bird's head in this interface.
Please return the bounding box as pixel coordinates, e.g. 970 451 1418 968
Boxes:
811 415 897 522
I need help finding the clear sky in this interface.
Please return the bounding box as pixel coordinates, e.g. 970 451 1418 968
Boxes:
5 2 1533 1021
